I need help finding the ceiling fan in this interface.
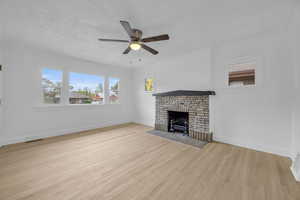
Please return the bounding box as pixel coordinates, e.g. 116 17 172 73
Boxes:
98 21 170 55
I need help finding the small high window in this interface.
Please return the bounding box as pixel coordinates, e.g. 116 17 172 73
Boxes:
109 78 120 104
228 63 255 87
42 68 63 104
69 72 104 104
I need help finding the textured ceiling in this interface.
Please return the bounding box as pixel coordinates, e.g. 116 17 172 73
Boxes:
0 0 294 67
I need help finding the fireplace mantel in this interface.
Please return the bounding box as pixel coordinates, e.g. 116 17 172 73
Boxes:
153 90 215 97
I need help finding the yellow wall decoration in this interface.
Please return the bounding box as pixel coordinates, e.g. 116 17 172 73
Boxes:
145 78 154 92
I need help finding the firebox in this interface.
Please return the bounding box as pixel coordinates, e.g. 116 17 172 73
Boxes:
168 111 189 135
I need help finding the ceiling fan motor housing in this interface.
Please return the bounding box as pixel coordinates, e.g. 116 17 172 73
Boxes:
131 29 143 41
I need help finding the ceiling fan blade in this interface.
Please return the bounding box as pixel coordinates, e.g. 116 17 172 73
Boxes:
98 39 129 43
123 47 131 54
141 34 169 43
141 44 159 55
120 21 134 38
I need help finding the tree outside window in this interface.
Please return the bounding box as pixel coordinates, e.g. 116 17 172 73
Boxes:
69 72 104 104
42 68 63 104
109 78 120 104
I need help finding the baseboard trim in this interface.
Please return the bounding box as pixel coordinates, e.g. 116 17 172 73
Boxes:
213 136 290 158
132 122 290 158
0 121 135 147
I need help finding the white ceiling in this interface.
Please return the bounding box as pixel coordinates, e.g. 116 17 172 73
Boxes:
0 0 294 67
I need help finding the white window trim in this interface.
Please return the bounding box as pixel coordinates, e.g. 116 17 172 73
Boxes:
61 69 69 105
38 68 121 108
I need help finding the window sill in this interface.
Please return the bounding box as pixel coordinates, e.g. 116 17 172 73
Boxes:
108 102 121 105
227 84 256 89
33 103 120 112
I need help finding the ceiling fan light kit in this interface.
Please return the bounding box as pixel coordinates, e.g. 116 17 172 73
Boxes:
98 20 169 55
130 42 141 51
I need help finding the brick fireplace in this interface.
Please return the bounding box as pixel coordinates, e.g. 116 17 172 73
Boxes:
153 90 215 142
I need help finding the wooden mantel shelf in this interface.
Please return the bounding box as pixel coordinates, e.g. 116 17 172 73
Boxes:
152 90 216 97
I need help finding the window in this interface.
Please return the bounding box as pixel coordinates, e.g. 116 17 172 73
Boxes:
109 78 120 104
42 68 63 104
228 62 255 87
40 69 121 106
145 78 154 92
69 72 104 104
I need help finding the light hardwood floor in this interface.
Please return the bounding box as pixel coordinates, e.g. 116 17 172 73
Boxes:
0 124 299 200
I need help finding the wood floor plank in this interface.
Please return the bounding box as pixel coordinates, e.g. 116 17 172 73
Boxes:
0 124 299 200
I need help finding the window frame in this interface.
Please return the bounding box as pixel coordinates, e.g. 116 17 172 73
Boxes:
39 68 121 107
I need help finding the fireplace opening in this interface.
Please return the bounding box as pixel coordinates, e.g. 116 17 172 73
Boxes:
168 111 189 135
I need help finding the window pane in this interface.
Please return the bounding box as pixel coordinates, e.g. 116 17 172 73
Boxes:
228 62 256 87
109 78 120 104
42 68 63 104
69 72 104 104
229 69 255 86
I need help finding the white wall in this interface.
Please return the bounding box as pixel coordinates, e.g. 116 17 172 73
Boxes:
0 41 3 136
290 1 300 181
0 40 133 146
133 49 212 126
291 0 300 160
212 31 293 157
